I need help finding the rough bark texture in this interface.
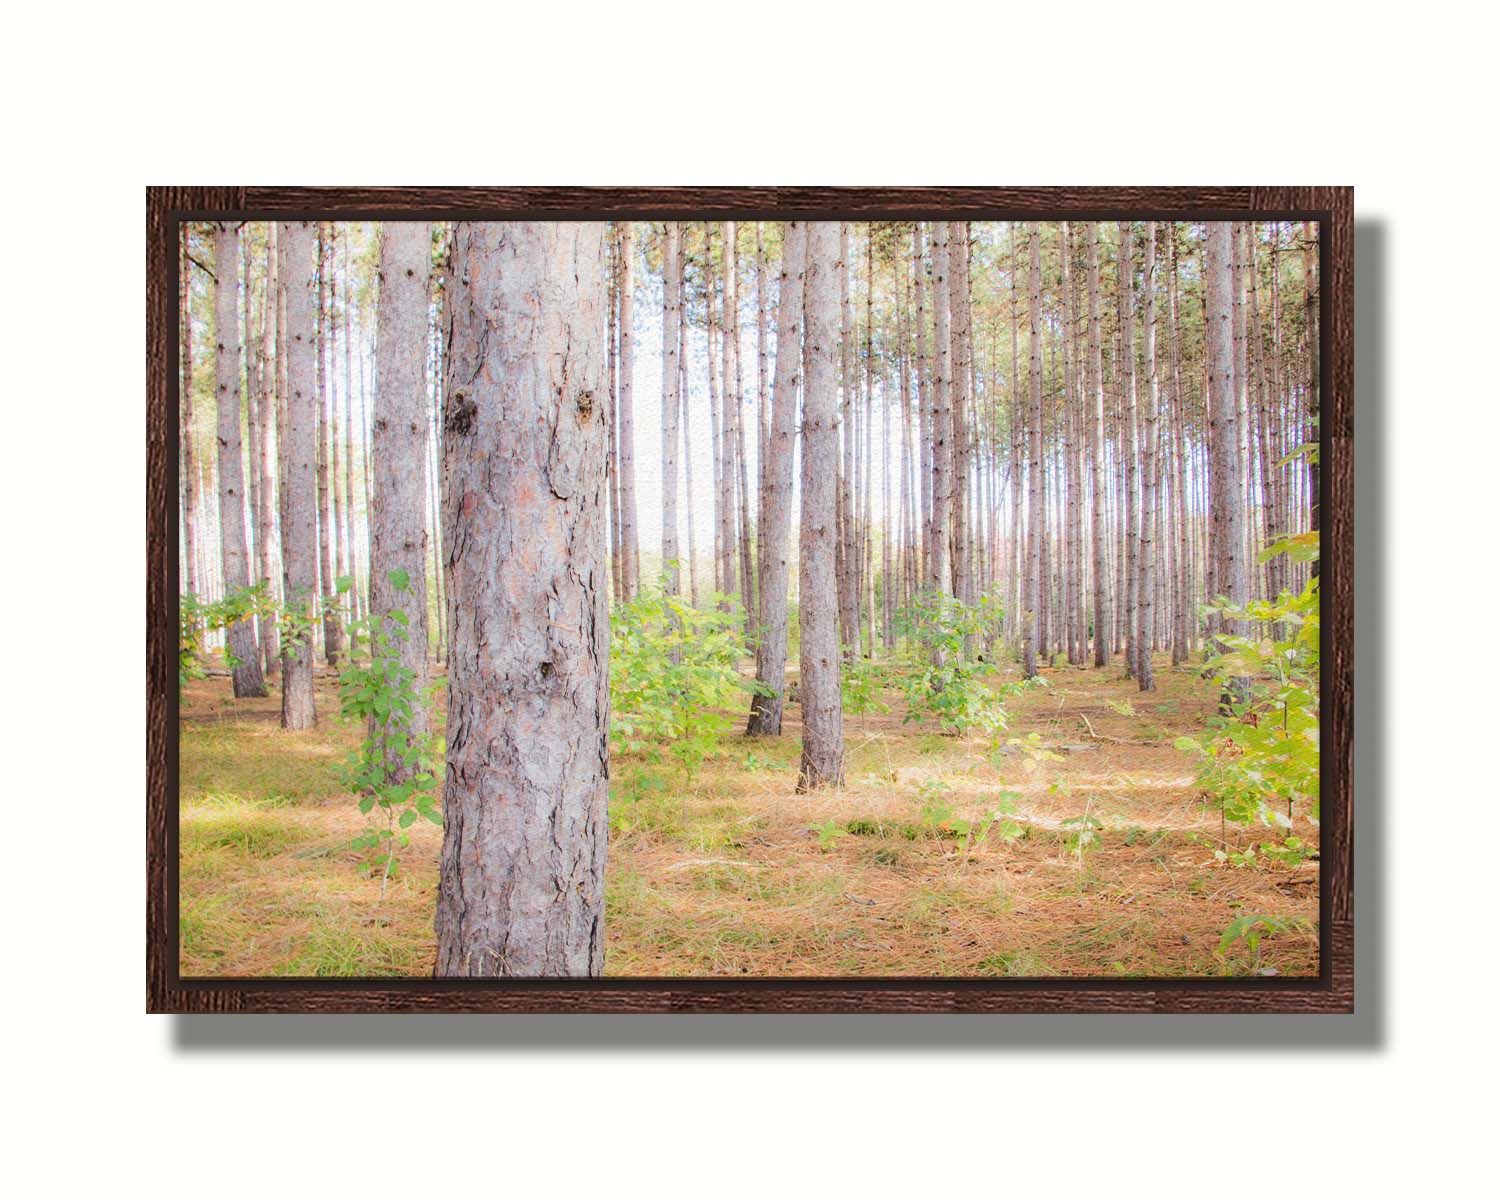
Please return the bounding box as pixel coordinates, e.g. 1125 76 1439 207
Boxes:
1024 223 1043 679
278 222 318 729
797 223 844 790
1086 224 1110 666
660 222 682 594
213 223 266 697
257 230 281 674
315 227 343 664
1137 222 1159 691
1206 222 1249 669
435 222 609 978
370 222 432 747
180 228 202 597
747 221 805 736
616 223 640 599
928 222 952 596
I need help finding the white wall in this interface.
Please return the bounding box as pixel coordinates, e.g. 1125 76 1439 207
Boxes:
9 2 1489 1196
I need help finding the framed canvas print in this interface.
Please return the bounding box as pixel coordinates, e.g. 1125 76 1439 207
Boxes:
146 186 1352 1013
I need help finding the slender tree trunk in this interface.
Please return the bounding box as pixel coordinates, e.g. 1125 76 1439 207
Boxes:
181 227 202 598
798 224 845 790
660 222 682 594
315 226 343 664
1118 223 1138 678
213 222 266 697
607 226 622 602
1169 229 1191 665
1008 225 1024 647
929 222 953 601
837 223 860 655
279 222 319 730
747 222 805 736
341 229 361 656
679 286 699 607
949 222 973 631
1137 223 1160 691
706 226 728 599
371 221 432 758
257 228 281 674
1024 222 1043 679
1207 222 1249 701
435 221 609 978
729 224 757 635
617 223 640 598
1304 220 1320 576
329 227 349 642
913 225 932 588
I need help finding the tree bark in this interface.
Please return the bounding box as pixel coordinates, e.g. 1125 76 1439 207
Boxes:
435 222 609 977
928 222 952 598
213 222 266 697
257 228 281 675
1207 222 1249 700
370 221 432 753
747 223 805 736
797 223 845 790
616 223 640 598
181 227 202 599
660 222 682 594
278 222 319 730
1137 222 1159 691
1023 222 1043 679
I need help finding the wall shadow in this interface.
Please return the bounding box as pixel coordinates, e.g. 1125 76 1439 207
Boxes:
171 219 1388 1056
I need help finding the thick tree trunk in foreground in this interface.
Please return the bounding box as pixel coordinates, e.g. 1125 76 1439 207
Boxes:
747 221 805 736
213 222 266 698
279 222 318 730
370 222 432 749
436 222 609 978
798 223 845 790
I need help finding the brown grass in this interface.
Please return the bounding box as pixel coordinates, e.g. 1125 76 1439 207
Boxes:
178 654 1319 978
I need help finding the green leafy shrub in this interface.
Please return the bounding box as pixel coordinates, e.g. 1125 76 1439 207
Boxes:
336 569 441 895
610 578 766 781
1177 534 1320 852
891 587 1029 736
179 580 279 686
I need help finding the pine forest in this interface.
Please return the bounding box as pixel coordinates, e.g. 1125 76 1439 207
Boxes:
177 217 1322 978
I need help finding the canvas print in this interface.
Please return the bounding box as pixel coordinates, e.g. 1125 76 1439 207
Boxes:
176 218 1321 979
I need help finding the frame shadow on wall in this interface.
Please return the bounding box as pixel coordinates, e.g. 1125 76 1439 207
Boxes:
170 219 1386 1054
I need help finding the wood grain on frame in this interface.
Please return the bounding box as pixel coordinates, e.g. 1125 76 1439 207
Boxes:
147 186 1353 1014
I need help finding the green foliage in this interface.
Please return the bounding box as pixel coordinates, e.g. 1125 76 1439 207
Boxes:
840 653 891 720
891 587 1029 737
813 819 849 850
914 777 1024 859
1217 911 1311 971
336 571 440 894
1178 536 1320 853
179 581 279 686
610 577 766 781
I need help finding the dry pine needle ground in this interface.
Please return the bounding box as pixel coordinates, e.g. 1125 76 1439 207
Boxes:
178 655 1318 978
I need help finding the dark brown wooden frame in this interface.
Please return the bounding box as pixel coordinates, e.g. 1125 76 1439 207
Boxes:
148 186 1352 1013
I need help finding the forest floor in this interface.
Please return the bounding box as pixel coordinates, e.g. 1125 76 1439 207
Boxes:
178 655 1319 978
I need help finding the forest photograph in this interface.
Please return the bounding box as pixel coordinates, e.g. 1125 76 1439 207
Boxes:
174 215 1322 980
